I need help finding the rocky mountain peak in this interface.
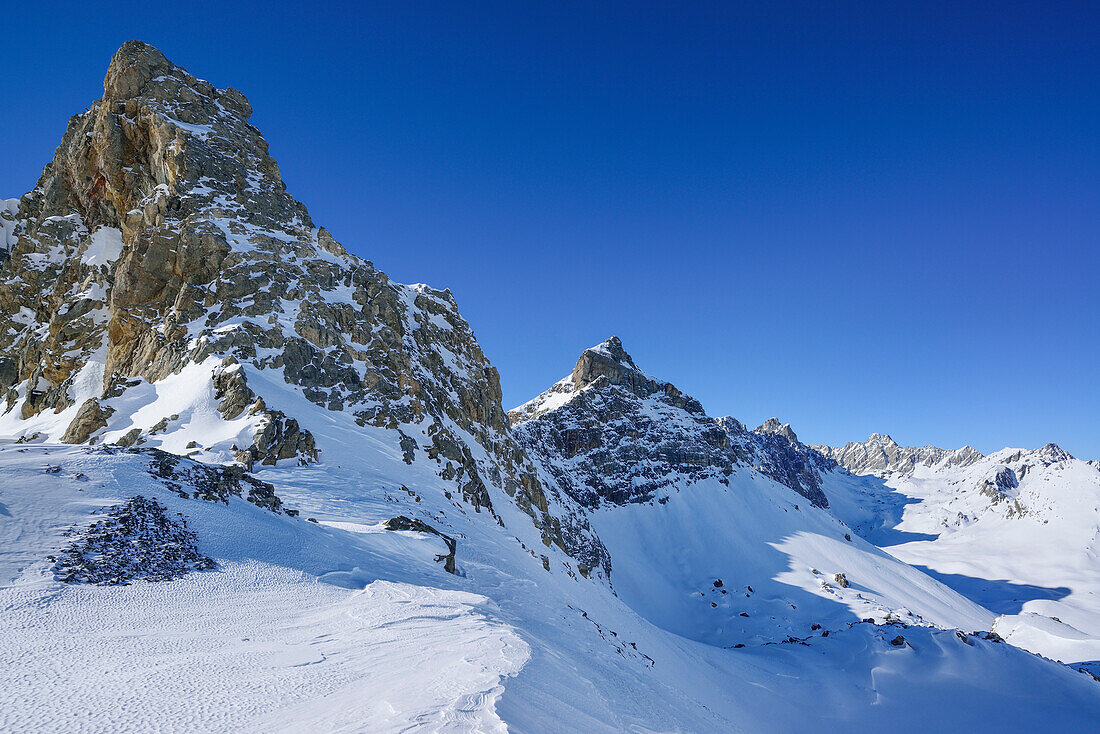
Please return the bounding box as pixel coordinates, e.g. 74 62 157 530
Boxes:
509 336 702 425
103 41 176 100
754 417 798 445
571 336 649 390
0 42 571 557
1037 443 1072 462
815 434 984 478
512 340 833 510
102 41 253 121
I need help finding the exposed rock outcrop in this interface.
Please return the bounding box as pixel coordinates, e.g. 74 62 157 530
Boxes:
814 433 983 477
50 495 215 585
61 399 114 444
512 338 833 513
0 42 565 552
717 417 833 509
511 338 735 508
384 515 458 575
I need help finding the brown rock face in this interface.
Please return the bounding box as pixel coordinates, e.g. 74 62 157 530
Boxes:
61 399 114 444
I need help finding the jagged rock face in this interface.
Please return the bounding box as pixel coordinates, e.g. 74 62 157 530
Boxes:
814 433 984 477
716 417 832 509
511 339 834 512
511 338 736 508
754 417 798 444
0 42 562 546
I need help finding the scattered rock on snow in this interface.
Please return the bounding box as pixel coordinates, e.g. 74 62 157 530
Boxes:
50 496 214 585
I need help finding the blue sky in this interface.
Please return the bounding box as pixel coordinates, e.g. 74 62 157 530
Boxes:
2 2 1097 457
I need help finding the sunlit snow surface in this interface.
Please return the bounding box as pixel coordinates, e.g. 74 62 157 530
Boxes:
825 447 1100 665
2 442 1100 732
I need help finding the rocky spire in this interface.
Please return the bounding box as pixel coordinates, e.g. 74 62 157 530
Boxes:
510 336 702 425
0 42 567 554
754 417 799 445
103 40 177 100
570 336 641 389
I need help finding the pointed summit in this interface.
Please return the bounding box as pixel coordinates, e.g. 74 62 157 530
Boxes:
570 336 648 391
586 336 635 366
0 43 563 542
754 417 799 445
511 336 700 424
101 41 252 119
103 41 174 99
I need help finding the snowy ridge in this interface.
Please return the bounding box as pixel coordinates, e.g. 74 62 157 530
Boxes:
815 432 984 477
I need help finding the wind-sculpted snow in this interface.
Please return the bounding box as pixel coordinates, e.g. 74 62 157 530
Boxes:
5 442 1100 732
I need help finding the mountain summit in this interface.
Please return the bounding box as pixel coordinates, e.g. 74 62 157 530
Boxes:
0 40 564 545
510 337 833 509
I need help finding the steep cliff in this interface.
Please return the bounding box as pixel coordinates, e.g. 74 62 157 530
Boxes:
0 41 562 547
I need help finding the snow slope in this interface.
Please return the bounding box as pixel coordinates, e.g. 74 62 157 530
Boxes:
824 443 1100 665
511 339 994 648
4 442 1100 732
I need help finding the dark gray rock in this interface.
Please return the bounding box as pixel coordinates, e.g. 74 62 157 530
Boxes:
50 495 215 585
384 515 458 575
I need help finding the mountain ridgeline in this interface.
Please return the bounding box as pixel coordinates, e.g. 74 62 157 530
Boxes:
813 433 984 477
0 40 564 551
0 40 1089 596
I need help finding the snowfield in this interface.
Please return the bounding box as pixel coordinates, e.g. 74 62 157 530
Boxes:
3 442 1100 733
824 445 1100 666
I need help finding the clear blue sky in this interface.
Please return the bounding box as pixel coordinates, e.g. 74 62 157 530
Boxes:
3 2 1097 458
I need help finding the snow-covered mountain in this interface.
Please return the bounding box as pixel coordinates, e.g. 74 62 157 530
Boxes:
0 40 573 551
823 438 1100 666
814 432 984 477
2 42 1099 733
510 338 1002 647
